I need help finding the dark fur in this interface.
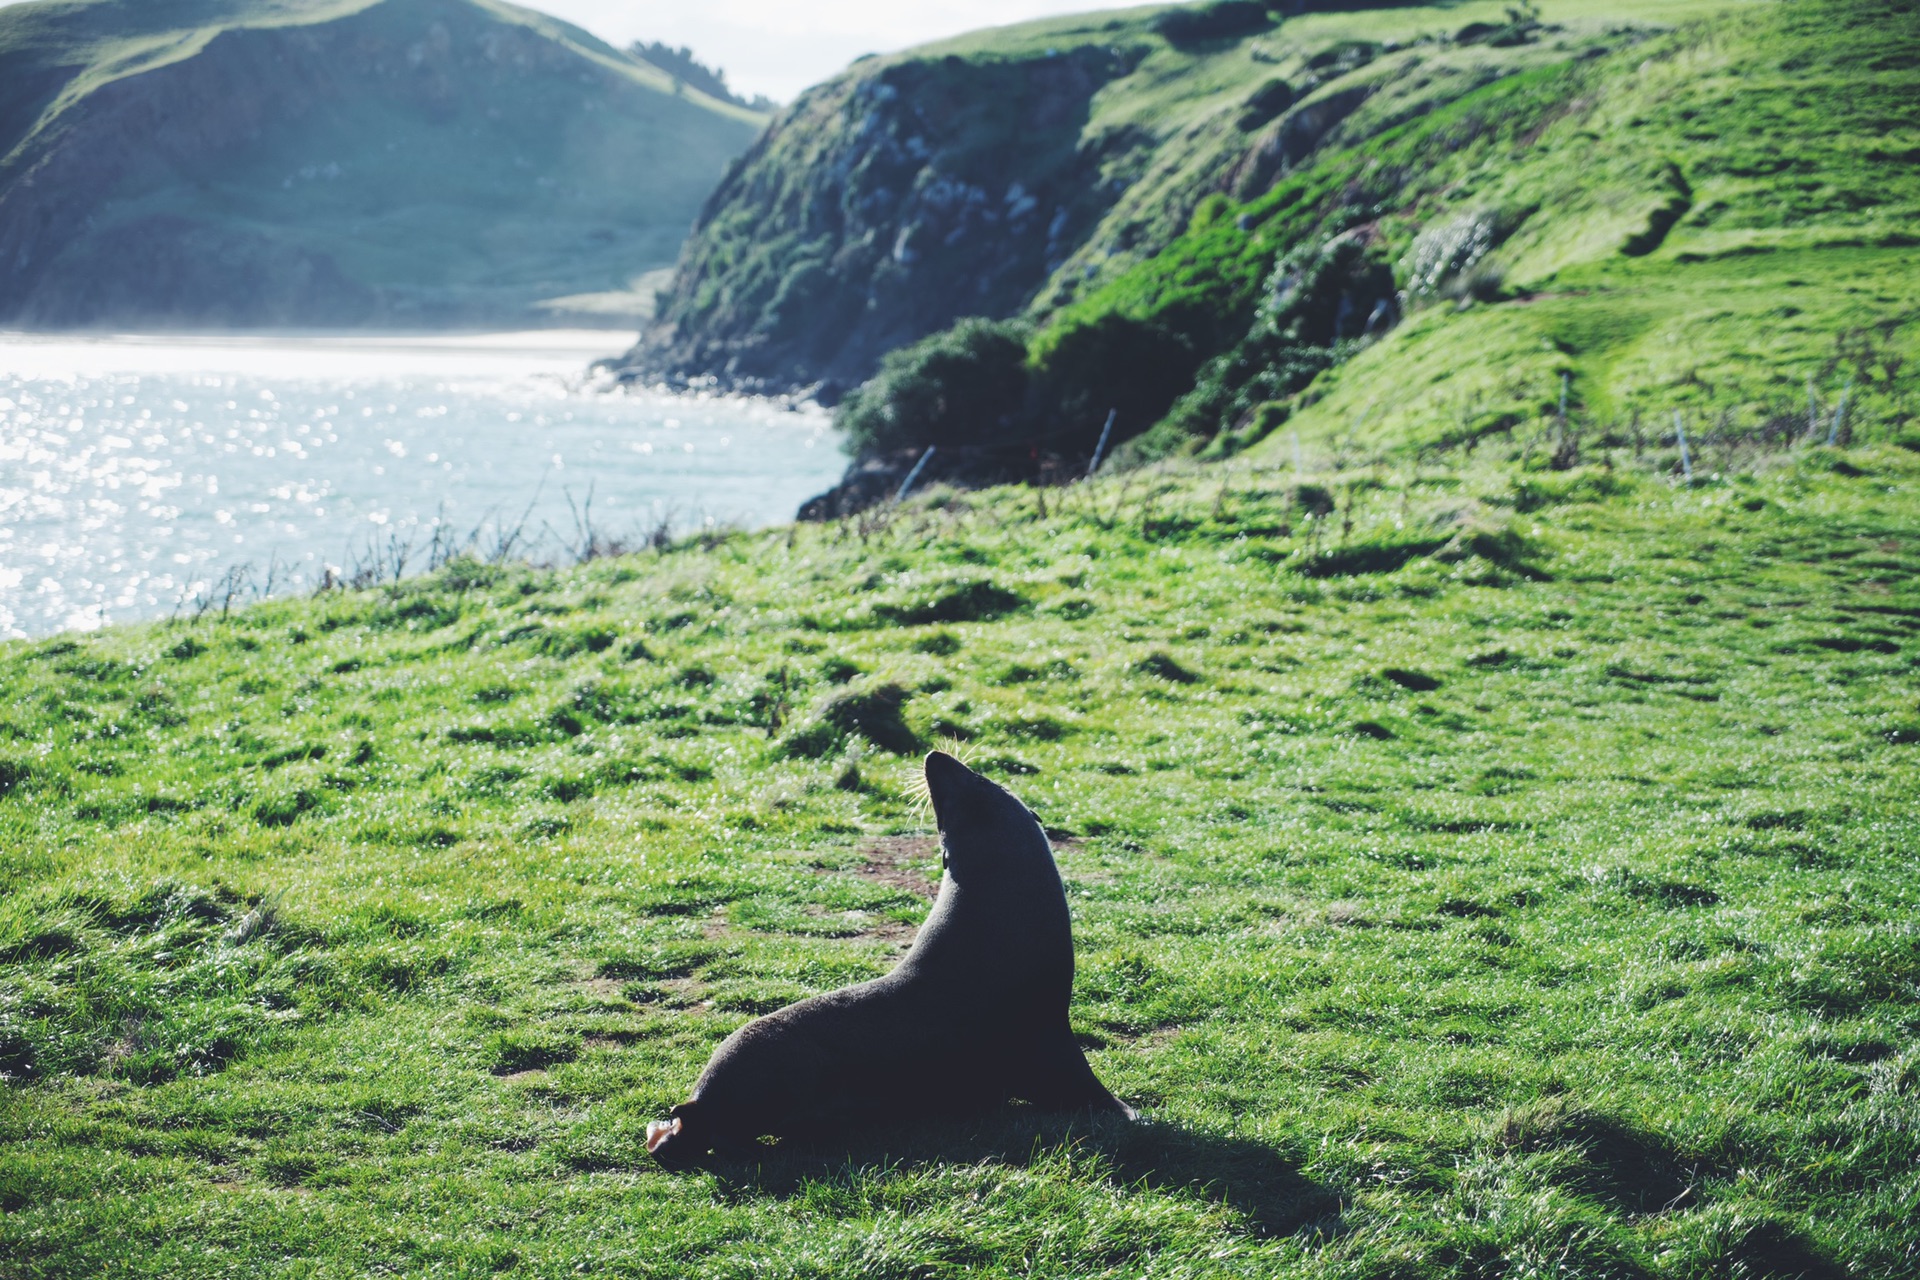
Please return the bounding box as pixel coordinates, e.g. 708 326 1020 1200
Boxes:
648 751 1132 1165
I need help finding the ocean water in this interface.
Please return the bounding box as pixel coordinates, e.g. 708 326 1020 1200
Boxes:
0 332 845 640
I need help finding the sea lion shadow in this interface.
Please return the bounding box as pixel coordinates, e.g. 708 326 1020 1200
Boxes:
702 1108 1339 1238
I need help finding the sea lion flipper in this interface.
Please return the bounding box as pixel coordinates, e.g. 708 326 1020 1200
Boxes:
1014 1032 1137 1120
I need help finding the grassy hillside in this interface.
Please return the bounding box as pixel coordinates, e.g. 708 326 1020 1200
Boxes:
626 0 1916 499
1055 0 1920 461
0 0 768 327
3 432 1918 1276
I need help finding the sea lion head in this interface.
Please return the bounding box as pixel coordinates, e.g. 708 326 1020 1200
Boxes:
924 751 1052 888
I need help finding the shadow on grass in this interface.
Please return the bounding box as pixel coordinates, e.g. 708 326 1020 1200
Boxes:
697 1108 1337 1238
1554 1111 1696 1216
1723 1220 1853 1280
1492 1100 1701 1216
1488 1101 1854 1277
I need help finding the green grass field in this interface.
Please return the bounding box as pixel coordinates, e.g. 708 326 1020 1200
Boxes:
3 430 1917 1276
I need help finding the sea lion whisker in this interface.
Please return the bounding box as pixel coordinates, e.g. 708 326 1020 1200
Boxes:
904 768 934 815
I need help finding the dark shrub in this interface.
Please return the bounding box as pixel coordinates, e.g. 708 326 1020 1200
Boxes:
0 758 28 798
821 684 921 755
1028 313 1202 455
837 318 1032 455
877 580 1027 626
835 306 1209 465
1162 232 1397 446
1239 77 1294 128
1258 232 1400 349
1133 652 1199 684
1154 1 1273 47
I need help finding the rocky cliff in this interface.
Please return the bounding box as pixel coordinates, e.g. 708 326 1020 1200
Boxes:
627 42 1145 397
0 0 767 328
616 0 1551 397
624 0 1916 522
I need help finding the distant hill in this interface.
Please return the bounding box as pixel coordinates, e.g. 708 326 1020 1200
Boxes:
618 0 1917 496
0 0 769 328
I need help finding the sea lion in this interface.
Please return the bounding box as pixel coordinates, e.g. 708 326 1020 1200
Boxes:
647 750 1133 1165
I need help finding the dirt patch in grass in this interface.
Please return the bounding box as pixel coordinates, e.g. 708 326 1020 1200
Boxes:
799 835 1088 945
761 832 1105 951
582 1034 639 1051
804 903 919 945
854 836 943 900
847 833 1081 900
658 977 710 1008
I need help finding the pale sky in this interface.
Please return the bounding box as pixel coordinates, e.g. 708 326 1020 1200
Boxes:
0 1 1140 104
515 1 1136 102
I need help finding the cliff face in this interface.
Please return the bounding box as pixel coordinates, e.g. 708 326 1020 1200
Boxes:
617 2 1583 397
633 44 1146 396
622 7 1318 398
0 0 767 328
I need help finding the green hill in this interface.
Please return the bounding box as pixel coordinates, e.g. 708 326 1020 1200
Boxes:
1062 0 1920 464
2 440 1918 1275
620 0 1916 487
0 0 769 328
